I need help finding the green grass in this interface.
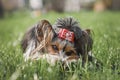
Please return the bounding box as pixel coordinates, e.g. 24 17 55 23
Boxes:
0 11 120 80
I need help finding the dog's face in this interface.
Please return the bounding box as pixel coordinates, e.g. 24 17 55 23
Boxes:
47 39 79 63
47 31 79 63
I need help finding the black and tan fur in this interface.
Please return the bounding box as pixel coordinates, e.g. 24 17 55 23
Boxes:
53 17 93 66
21 20 55 60
21 17 93 66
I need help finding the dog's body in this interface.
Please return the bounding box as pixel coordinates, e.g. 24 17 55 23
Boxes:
21 17 93 66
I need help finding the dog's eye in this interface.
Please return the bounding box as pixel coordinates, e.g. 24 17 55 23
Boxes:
37 30 43 36
52 45 58 51
65 50 73 56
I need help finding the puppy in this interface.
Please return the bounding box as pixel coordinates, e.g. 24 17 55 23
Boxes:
21 19 79 65
21 17 93 67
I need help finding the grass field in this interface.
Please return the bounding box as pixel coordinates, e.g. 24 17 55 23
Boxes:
0 11 120 80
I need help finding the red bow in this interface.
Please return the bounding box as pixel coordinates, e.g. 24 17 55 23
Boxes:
58 29 74 42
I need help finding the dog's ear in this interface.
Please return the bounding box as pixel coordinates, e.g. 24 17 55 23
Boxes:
84 29 92 35
35 19 57 44
82 29 93 51
35 20 53 36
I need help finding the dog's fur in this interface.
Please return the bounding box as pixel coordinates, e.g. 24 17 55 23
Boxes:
21 20 55 61
53 17 93 66
21 17 93 66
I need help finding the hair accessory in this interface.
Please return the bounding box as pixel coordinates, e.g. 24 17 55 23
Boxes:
58 29 74 42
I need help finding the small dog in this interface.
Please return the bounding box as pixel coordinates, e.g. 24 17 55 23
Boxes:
21 17 93 66
21 18 79 65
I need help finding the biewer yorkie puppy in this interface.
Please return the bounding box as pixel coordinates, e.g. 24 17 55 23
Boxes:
21 17 93 66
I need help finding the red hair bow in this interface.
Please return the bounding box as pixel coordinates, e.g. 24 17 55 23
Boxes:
58 29 74 42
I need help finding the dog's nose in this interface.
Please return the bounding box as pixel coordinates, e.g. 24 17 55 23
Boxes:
59 50 65 59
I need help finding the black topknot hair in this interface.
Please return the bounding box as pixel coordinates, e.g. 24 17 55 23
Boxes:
53 17 82 40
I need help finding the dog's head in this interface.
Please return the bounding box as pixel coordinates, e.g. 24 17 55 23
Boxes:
47 17 81 63
35 18 80 63
22 18 80 65
34 18 93 66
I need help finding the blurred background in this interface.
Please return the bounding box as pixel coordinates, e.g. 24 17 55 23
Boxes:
0 0 120 18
